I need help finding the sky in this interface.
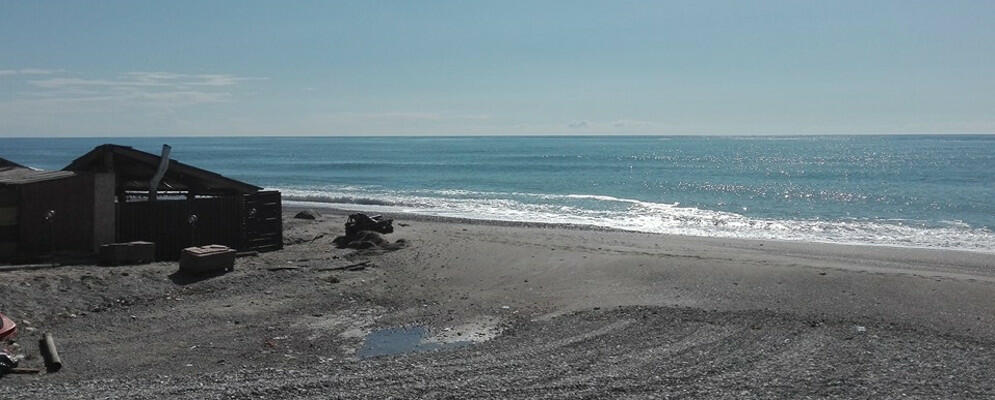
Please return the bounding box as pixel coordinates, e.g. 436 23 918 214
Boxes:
1 1 994 137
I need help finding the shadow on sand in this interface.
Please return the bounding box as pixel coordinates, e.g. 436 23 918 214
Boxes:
167 269 230 285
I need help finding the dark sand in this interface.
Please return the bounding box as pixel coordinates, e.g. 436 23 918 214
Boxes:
1 208 993 399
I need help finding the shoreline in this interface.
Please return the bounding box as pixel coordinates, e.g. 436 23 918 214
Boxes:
285 202 995 259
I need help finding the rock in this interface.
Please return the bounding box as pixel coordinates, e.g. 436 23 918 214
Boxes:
293 209 322 220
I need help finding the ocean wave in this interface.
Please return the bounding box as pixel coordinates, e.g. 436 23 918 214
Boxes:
278 187 995 253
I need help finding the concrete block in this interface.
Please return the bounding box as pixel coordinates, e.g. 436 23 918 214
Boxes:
179 244 235 274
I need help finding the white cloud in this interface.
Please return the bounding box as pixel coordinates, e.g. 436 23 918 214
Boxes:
611 119 655 128
28 77 149 88
319 111 491 122
0 68 60 76
0 69 264 135
19 68 60 75
560 119 664 132
8 70 262 106
28 72 265 89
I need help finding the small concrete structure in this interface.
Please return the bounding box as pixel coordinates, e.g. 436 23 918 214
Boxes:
179 245 236 274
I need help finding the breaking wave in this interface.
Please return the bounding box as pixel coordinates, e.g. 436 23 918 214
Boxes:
280 187 995 253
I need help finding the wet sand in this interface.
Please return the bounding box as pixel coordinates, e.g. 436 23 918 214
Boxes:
1 208 993 398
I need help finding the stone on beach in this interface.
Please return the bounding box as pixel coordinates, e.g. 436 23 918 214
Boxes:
294 209 322 220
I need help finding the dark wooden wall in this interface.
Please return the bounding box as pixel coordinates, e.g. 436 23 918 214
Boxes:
1 175 282 263
16 174 95 257
0 188 18 260
117 196 241 260
116 191 282 261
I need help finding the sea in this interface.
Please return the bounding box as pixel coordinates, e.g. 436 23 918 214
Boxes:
3 135 993 253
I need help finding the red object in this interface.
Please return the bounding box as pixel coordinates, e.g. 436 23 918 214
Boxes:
0 313 16 341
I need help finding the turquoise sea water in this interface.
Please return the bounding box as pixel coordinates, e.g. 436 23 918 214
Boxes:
3 135 993 252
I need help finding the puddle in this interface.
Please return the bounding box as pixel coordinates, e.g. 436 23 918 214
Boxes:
358 326 471 359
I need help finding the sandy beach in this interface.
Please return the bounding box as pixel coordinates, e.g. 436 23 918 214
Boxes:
6 1 995 398
1 208 993 399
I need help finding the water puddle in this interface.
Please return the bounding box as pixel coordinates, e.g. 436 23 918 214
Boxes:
357 326 471 359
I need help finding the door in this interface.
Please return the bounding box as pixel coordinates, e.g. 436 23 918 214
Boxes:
242 190 282 252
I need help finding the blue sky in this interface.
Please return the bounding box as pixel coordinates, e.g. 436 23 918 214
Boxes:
1 1 993 136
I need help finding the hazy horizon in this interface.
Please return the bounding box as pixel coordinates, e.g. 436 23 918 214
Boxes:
4 133 995 139
3 1 994 137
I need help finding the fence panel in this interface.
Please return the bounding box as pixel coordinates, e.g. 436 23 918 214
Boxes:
242 191 282 252
117 196 242 260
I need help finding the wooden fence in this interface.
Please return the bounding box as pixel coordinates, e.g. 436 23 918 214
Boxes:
116 191 282 260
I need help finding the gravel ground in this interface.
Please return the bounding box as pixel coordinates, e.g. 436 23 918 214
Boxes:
5 307 994 399
1 210 993 399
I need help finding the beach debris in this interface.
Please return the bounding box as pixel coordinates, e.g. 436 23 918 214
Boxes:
40 332 62 373
333 231 389 249
333 214 405 250
317 261 371 272
0 312 19 377
0 313 15 341
294 209 322 220
345 213 394 236
266 266 302 272
1 339 32 376
0 351 18 376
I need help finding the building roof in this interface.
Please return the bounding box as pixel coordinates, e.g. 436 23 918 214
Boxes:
0 160 77 186
64 144 261 194
0 157 26 169
0 167 77 186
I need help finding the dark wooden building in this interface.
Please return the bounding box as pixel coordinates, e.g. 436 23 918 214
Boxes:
1 145 282 262
1 158 113 261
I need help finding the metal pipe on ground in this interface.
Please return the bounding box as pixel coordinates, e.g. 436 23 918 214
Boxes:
40 332 62 372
